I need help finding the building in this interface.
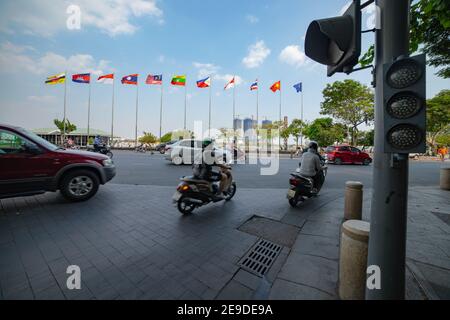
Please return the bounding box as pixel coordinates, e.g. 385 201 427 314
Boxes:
233 118 243 131
33 128 112 147
262 119 272 128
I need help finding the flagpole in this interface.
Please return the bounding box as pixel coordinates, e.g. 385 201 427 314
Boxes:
63 71 67 145
184 83 187 130
279 88 282 150
233 76 236 146
300 88 304 147
135 83 139 148
87 76 92 142
159 81 163 140
111 75 115 145
209 75 212 137
256 78 259 154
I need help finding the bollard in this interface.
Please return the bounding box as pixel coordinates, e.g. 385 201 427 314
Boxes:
339 220 370 300
344 181 363 220
440 167 450 190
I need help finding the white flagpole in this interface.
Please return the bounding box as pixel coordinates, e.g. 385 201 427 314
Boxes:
301 86 304 147
87 76 92 142
135 82 139 148
184 82 187 130
233 76 236 144
279 87 282 150
256 78 259 154
63 71 67 144
111 75 115 145
160 80 164 140
209 76 212 137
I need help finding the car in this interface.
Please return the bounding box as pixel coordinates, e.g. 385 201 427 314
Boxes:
165 139 232 165
325 145 372 165
155 140 177 154
0 124 116 202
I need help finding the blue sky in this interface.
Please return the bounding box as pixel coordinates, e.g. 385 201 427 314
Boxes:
0 0 448 139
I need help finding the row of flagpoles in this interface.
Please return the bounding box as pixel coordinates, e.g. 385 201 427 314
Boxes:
45 72 304 145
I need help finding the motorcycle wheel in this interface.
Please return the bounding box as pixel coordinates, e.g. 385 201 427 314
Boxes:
288 198 298 207
106 152 113 158
224 182 237 201
177 196 196 215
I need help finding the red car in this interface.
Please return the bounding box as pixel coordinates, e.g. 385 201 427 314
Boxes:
0 124 116 201
325 145 372 165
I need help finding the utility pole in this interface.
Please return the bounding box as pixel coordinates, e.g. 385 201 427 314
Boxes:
366 0 411 299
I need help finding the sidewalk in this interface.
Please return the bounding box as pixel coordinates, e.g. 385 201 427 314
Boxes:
265 186 450 300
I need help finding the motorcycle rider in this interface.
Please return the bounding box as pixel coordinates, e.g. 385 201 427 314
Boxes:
93 135 102 152
298 141 325 193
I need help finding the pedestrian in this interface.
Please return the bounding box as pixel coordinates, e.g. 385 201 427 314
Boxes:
438 146 448 162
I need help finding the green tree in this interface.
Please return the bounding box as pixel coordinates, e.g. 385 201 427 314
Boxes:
357 129 375 147
139 132 158 145
288 119 306 148
426 89 450 151
54 119 77 134
361 0 450 78
160 132 173 143
320 80 374 146
303 118 347 147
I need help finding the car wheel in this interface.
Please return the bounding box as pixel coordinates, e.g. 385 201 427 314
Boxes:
363 159 371 166
334 158 343 165
60 170 99 202
172 155 183 165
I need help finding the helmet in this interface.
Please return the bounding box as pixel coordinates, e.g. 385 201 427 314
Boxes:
202 139 213 149
308 141 319 151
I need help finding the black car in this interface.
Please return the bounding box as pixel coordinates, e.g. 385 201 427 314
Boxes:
155 141 177 154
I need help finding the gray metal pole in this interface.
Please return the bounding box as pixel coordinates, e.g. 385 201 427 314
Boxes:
159 83 163 140
366 0 411 300
111 76 115 145
87 78 91 140
135 84 139 148
63 71 67 144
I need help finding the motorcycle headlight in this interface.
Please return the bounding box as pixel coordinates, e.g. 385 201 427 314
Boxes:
102 159 114 167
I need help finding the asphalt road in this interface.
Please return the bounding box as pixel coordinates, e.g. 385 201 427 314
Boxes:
110 150 444 189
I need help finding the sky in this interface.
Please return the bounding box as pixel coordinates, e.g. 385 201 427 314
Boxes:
0 0 448 139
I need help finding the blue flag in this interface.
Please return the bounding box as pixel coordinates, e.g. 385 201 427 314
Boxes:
293 82 302 93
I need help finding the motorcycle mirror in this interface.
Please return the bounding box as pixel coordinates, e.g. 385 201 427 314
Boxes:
296 168 301 173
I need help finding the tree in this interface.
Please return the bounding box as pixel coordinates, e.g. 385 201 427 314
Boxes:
360 0 450 78
54 119 77 134
160 130 194 143
288 119 306 148
320 80 374 146
426 90 450 151
139 132 158 145
357 129 375 147
160 132 173 143
303 118 347 147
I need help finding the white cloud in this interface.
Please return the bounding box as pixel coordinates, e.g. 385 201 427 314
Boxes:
242 41 271 69
193 62 243 86
279 45 307 68
0 41 112 75
0 0 164 37
246 14 259 24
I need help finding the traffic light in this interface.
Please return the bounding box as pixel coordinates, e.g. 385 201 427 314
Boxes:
305 0 361 77
383 54 426 154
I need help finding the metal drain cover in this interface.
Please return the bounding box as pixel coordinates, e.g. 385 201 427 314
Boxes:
238 239 282 277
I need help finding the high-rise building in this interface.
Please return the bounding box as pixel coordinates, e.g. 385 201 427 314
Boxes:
243 118 253 134
233 118 243 131
262 120 272 128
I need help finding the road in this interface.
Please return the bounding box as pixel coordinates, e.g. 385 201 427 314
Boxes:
111 150 443 189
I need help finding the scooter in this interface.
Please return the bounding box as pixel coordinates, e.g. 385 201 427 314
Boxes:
87 144 113 158
287 157 327 207
173 166 237 215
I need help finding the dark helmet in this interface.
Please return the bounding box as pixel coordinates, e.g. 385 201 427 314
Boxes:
202 139 213 149
308 141 319 151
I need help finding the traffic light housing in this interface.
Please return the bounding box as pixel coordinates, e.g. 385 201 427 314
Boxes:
305 0 361 77
383 54 426 154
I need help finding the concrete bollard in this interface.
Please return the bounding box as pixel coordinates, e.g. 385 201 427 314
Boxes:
339 220 370 300
440 167 450 190
344 181 363 221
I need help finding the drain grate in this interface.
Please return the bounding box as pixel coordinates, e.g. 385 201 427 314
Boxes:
238 239 282 277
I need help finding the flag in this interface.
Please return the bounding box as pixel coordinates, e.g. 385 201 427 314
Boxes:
293 82 303 93
45 73 66 85
196 77 211 88
97 74 114 84
250 80 258 91
122 74 138 85
146 74 163 85
171 75 186 86
72 73 91 84
270 81 281 92
224 77 235 90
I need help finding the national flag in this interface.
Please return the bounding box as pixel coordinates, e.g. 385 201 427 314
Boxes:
171 75 186 86
196 77 211 88
45 73 66 85
72 73 91 84
146 74 163 85
97 74 114 84
293 82 303 93
270 81 281 92
250 80 258 91
224 77 235 90
122 74 138 85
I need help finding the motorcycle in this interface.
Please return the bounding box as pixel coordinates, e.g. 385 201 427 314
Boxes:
87 144 113 158
287 156 327 207
173 165 237 215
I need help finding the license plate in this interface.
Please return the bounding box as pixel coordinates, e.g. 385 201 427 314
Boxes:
172 192 182 202
287 189 296 199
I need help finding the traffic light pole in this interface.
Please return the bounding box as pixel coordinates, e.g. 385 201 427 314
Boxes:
366 0 410 299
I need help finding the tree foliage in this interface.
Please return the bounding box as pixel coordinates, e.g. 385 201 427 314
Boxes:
303 118 347 147
361 0 450 78
54 119 77 134
139 132 158 145
357 129 375 147
288 119 307 148
320 80 374 146
426 89 450 150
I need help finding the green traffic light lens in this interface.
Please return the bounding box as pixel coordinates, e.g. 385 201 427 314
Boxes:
387 59 423 89
387 125 422 150
387 92 423 119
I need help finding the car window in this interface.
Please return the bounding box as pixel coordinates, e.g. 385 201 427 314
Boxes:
351 147 360 153
0 130 36 155
18 127 58 151
180 140 190 147
195 141 203 148
339 146 351 152
326 146 335 153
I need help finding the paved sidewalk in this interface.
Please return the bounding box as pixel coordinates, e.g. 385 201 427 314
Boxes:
0 183 448 300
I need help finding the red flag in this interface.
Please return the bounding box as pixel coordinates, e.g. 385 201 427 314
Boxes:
270 81 281 92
